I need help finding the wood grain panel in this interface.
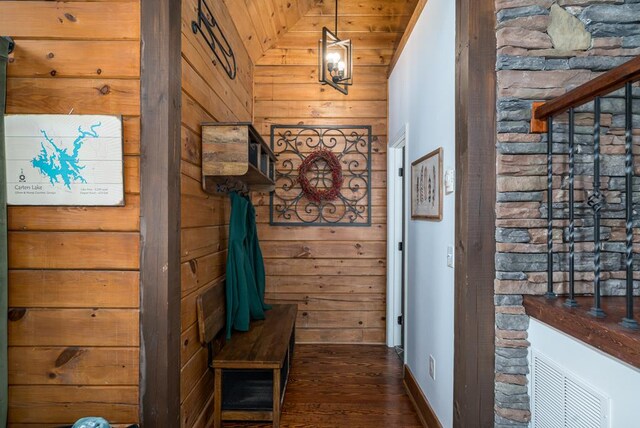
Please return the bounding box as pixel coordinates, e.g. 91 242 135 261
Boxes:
255 83 387 101
265 293 385 311
179 0 253 424
251 0 405 343
181 323 201 367
261 240 386 259
256 48 394 66
180 371 214 428
8 308 139 347
274 32 402 49
0 1 140 40
8 194 140 232
9 232 140 270
289 15 412 33
181 251 226 297
266 278 385 295
306 0 418 16
265 258 386 276
181 225 227 261
255 65 388 84
222 0 314 62
1 0 142 424
258 223 386 241
8 270 139 308
8 346 139 385
254 100 387 118
254 117 388 137
8 40 140 78
8 385 138 424
6 78 140 115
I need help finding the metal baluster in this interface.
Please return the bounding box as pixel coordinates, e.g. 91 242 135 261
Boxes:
621 82 638 329
546 116 556 299
565 108 578 308
589 98 605 318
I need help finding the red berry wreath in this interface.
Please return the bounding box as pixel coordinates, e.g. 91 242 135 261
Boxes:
297 149 344 204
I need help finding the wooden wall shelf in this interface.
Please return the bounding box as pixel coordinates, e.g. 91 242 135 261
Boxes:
202 123 277 193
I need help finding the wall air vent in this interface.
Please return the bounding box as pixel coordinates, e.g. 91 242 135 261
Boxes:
531 350 610 428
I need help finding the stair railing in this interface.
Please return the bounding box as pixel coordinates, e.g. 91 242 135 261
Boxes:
532 56 640 329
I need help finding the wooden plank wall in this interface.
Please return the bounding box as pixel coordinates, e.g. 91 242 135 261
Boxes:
179 0 253 426
253 23 394 344
0 1 141 425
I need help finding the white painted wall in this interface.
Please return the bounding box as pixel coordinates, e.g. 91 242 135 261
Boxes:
528 319 640 427
388 1 456 426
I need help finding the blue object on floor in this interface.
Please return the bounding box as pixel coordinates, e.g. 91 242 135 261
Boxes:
72 417 111 428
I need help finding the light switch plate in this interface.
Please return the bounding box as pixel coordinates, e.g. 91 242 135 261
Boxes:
444 169 455 194
429 355 436 380
447 245 454 268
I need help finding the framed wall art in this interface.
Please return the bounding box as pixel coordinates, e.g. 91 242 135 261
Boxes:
411 147 442 221
270 124 371 226
4 114 124 206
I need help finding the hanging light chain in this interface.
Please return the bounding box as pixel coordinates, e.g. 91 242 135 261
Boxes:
335 0 339 37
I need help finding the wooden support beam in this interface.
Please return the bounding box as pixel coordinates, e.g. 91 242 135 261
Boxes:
140 0 182 425
454 0 496 426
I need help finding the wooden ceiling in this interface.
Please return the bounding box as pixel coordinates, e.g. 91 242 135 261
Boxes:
225 0 421 66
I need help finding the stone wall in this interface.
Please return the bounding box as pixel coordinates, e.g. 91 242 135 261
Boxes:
494 1 640 427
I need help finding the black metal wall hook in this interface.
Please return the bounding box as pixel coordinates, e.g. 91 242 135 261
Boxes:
216 177 249 197
191 0 236 80
1 36 14 54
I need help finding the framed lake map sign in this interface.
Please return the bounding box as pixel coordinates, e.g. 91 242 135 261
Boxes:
4 115 124 206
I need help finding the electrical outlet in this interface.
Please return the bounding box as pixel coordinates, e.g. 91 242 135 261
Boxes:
429 355 436 380
447 246 454 268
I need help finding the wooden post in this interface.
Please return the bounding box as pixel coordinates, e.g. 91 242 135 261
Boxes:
214 368 222 428
272 368 281 428
140 0 182 425
454 0 496 426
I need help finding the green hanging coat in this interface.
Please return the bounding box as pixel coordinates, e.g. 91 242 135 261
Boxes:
226 192 271 338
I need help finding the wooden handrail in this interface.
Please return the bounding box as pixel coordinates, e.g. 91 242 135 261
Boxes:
534 56 640 120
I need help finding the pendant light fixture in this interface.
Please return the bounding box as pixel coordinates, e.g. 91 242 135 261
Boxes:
318 0 353 95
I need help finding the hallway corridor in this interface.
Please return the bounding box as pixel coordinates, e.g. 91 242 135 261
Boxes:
224 345 423 428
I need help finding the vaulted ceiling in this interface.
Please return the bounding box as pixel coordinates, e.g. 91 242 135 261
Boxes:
225 0 421 66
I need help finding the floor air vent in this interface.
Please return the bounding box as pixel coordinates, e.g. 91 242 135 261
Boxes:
531 350 610 428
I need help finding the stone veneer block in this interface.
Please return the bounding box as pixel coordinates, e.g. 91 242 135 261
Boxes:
548 4 592 50
494 1 635 426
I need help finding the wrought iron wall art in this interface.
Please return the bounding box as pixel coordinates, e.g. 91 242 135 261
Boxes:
191 0 236 80
270 125 371 226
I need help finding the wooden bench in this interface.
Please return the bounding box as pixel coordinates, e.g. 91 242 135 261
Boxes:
196 278 297 428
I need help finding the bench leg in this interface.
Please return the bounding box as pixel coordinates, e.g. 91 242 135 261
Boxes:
214 368 222 428
272 368 281 428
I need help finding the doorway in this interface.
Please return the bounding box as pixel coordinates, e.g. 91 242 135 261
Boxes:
387 125 408 361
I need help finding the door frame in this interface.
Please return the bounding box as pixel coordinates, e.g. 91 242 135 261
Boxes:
386 124 408 358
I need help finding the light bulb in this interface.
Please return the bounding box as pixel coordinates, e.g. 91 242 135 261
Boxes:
338 61 345 71
327 52 340 63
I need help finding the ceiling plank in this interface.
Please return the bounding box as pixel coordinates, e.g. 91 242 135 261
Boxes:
307 0 419 16
289 15 412 33
223 0 422 69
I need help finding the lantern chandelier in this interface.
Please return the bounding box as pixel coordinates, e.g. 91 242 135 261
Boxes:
318 0 353 95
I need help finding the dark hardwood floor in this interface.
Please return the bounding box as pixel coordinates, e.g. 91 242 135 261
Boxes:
223 345 423 428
